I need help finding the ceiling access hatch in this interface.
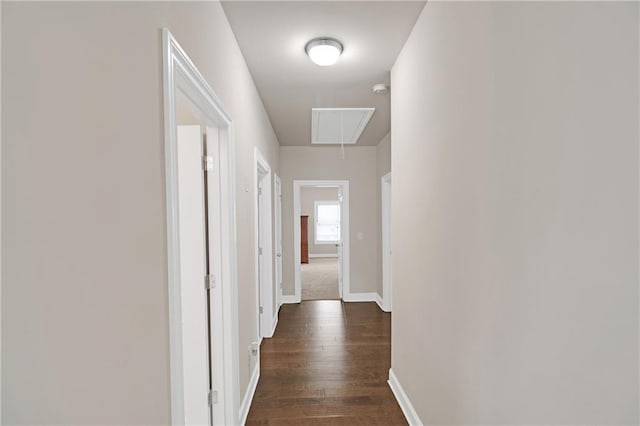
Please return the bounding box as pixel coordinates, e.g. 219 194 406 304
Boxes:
311 108 375 145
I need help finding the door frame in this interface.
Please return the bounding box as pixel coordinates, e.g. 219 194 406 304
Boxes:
254 148 274 339
162 29 240 425
293 180 350 302
381 172 392 312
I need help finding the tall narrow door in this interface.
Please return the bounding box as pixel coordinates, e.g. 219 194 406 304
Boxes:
337 190 344 299
274 175 283 308
257 179 264 338
204 126 224 424
176 125 213 426
381 173 392 312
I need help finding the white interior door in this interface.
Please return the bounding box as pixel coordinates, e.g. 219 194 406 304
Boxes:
381 173 392 312
205 126 224 425
254 150 274 339
275 175 283 308
337 189 344 298
177 125 211 425
257 178 264 337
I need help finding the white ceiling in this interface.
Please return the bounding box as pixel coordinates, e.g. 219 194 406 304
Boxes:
221 1 426 146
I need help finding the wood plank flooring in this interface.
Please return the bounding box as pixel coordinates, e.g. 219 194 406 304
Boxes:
246 300 407 425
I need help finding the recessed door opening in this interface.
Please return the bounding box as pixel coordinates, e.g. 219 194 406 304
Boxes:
293 180 350 303
163 29 240 426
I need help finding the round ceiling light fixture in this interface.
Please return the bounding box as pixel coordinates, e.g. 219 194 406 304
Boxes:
305 38 343 66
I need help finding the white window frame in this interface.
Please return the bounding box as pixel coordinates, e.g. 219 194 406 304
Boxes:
314 200 341 245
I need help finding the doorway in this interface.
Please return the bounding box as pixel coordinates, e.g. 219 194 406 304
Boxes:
293 180 350 302
163 29 239 425
300 187 341 300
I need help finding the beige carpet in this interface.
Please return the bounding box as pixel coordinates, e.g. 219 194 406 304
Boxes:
301 258 340 300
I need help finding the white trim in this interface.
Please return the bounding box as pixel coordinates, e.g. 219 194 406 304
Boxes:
342 292 378 303
388 369 423 426
254 148 274 339
270 314 279 337
294 180 350 303
239 360 260 425
308 253 338 259
375 293 384 311
282 295 299 304
381 172 392 312
163 29 239 425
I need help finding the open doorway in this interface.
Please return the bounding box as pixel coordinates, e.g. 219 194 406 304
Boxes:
300 187 341 300
293 180 350 302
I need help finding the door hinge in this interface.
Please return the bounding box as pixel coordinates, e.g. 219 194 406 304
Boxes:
258 247 263 255
208 389 218 406
259 306 264 314
258 187 263 195
205 274 216 290
202 155 214 171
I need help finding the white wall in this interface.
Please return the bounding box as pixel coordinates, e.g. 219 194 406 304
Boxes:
300 187 339 256
391 2 638 424
2 2 279 423
280 147 378 296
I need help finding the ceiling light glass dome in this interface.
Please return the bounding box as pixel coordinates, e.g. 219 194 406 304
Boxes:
305 38 343 66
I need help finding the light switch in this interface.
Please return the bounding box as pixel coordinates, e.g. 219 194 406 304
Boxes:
357 232 364 240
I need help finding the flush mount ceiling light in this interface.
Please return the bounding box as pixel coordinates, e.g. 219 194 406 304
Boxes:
305 38 343 66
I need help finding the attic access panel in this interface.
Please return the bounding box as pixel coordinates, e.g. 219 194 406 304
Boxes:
311 108 375 145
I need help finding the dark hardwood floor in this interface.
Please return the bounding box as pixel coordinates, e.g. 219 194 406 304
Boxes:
246 300 407 425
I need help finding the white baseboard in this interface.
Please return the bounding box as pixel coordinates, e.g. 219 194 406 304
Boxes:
239 360 260 425
308 253 338 258
388 368 422 426
376 294 392 312
282 295 300 304
343 292 378 303
375 293 384 311
268 313 278 337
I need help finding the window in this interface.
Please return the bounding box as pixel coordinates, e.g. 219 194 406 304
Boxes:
314 201 341 244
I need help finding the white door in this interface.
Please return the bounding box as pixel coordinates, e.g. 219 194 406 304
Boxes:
337 189 344 299
257 178 264 337
381 173 392 312
274 175 283 308
176 125 211 425
205 127 224 425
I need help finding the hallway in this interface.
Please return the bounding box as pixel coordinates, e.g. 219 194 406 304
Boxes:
246 301 406 425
